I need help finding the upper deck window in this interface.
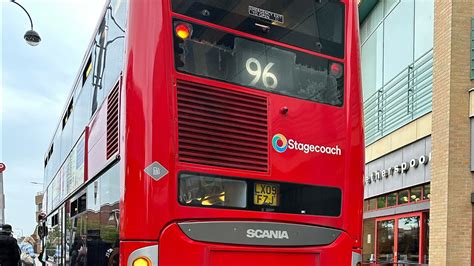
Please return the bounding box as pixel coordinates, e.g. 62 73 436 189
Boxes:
172 0 345 58
173 20 344 106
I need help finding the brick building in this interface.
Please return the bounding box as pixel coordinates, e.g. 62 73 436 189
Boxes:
359 0 474 264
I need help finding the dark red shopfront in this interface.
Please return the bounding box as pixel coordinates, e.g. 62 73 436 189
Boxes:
362 183 430 265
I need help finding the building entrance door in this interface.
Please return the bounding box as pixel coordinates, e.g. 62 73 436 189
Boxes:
376 212 425 264
376 219 395 263
397 216 420 263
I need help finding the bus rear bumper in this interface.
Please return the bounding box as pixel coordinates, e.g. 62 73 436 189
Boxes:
158 222 356 266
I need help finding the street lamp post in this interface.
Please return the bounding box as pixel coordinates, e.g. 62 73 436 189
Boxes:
10 0 41 46
0 163 6 225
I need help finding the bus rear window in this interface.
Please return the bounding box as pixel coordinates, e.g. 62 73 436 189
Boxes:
179 172 342 217
173 20 344 106
172 0 345 58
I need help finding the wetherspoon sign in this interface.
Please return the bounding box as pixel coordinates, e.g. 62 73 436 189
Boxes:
365 153 431 185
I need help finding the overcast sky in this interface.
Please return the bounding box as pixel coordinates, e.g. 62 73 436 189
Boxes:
1 0 105 236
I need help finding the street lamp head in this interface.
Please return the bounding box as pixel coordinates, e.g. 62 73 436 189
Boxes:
24 29 41 46
11 1 41 46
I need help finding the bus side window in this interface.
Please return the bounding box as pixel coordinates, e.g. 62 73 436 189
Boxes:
91 0 127 116
102 0 126 98
91 17 107 115
83 164 120 266
73 54 93 141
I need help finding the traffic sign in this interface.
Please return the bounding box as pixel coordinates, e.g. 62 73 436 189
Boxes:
0 163 5 173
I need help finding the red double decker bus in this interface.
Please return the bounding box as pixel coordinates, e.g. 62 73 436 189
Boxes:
40 0 363 265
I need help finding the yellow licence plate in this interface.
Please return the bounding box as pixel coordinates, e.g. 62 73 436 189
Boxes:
254 183 279 206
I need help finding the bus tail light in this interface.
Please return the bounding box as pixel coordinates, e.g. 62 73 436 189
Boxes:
175 23 192 40
330 62 343 79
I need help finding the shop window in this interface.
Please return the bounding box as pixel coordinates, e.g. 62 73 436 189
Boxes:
410 186 422 202
369 198 377 210
398 189 409 204
377 195 386 209
423 184 431 200
387 192 397 207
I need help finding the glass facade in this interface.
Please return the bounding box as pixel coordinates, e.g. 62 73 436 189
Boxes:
361 1 434 264
361 0 434 144
360 0 434 101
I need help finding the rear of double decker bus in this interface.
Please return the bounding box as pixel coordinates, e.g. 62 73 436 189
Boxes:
121 0 363 265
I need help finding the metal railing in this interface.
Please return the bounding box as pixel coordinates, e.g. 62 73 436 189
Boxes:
364 49 433 145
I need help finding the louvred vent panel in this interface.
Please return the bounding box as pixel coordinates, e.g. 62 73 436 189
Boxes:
106 82 120 159
177 80 268 172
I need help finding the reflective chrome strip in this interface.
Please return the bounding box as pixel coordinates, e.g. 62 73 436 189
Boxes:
127 245 158 266
178 221 341 246
352 251 362 266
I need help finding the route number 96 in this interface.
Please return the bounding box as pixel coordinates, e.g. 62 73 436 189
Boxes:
245 58 278 89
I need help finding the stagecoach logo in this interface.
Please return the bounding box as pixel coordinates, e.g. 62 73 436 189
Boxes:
272 134 288 153
246 229 289 240
271 134 342 156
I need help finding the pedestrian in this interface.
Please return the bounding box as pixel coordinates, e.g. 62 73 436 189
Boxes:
19 236 35 266
0 224 21 266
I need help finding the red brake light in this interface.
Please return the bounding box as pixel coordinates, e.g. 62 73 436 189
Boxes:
330 63 343 78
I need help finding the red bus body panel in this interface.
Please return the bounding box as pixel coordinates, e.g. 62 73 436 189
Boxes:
118 0 363 264
88 96 111 181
